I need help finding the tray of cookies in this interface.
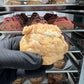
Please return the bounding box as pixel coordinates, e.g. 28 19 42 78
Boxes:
23 73 72 84
4 0 76 5
4 0 49 5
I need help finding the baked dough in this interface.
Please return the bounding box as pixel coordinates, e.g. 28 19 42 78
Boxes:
27 0 42 5
29 77 44 84
48 73 63 84
56 0 66 4
51 0 66 4
20 23 68 65
6 0 21 5
54 60 65 69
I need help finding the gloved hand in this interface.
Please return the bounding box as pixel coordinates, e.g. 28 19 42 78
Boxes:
0 36 43 70
0 36 53 79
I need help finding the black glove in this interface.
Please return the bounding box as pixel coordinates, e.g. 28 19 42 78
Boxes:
0 36 53 79
0 36 43 70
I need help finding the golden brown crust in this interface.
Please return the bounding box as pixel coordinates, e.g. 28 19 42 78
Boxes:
48 73 63 84
6 0 21 5
54 60 65 69
12 78 25 84
27 1 42 5
57 22 73 30
29 77 44 84
56 0 66 4
66 40 70 49
51 0 66 4
20 23 68 65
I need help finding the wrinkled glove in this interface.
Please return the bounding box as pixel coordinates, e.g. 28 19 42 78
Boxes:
0 36 43 70
0 36 53 79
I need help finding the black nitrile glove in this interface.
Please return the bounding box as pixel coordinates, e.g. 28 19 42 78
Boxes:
0 36 43 70
0 36 53 81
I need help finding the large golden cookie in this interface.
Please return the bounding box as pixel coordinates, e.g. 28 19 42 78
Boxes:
20 23 68 65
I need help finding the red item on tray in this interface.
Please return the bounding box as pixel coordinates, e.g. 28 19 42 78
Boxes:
16 14 26 25
44 13 57 21
0 14 28 31
21 13 28 22
31 18 47 25
53 16 74 30
16 15 24 27
12 16 22 30
30 13 47 25
44 13 74 30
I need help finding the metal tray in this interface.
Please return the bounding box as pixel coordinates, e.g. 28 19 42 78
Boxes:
0 29 84 34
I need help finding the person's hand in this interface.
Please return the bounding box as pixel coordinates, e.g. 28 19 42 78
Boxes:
0 36 53 78
0 36 43 70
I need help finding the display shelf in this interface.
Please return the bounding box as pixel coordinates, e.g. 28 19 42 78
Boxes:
0 4 81 11
0 3 84 11
0 31 22 34
62 30 84 32
57 10 84 15
0 29 84 34
0 11 13 15
68 50 80 53
46 69 78 73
